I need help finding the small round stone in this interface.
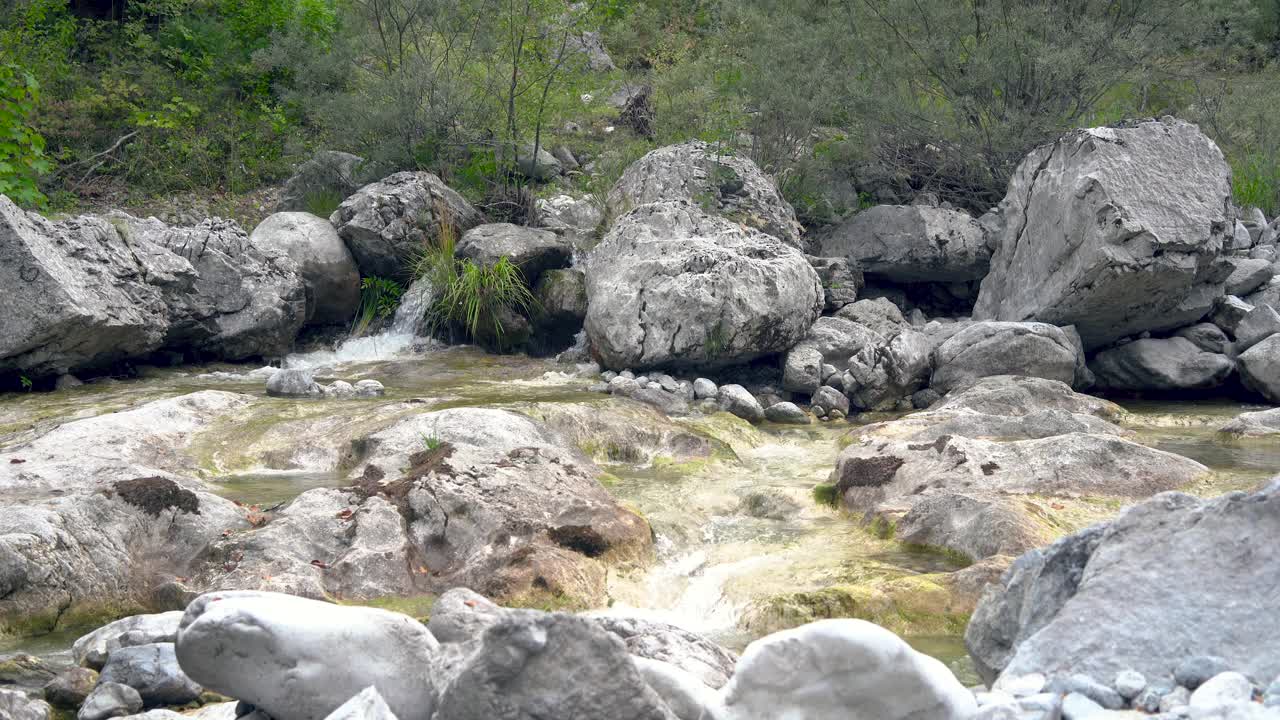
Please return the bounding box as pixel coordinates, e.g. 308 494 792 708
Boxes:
1114 669 1147 701
1174 656 1231 690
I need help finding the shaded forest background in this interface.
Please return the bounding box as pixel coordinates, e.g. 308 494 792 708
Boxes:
2 0 1278 221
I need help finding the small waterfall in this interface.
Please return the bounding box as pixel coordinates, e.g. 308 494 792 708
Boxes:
284 277 437 370
389 277 435 336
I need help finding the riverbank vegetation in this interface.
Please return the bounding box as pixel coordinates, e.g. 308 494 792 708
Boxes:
2 0 1278 217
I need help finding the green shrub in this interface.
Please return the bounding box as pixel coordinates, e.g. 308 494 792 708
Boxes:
352 276 404 337
0 64 50 207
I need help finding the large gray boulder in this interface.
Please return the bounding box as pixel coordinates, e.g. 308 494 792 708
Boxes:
966 481 1280 686
931 321 1083 394
0 197 169 376
276 150 375 213
434 612 678 720
1247 276 1280 309
833 298 909 340
330 171 483 279
0 199 305 376
974 119 1233 350
817 205 992 283
250 212 361 325
176 591 440 720
1239 333 1280 402
1234 304 1280 352
455 222 571 284
606 141 803 247
585 202 822 370
716 619 976 720
110 213 307 362
841 328 933 411
1089 337 1234 391
78 682 142 720
1223 257 1275 297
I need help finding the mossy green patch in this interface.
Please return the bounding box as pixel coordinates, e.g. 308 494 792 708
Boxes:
0 599 148 640
741 572 973 639
337 594 438 622
812 482 839 508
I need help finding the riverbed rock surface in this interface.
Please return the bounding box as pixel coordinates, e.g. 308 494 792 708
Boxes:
606 141 803 247
966 480 1280 686
188 407 651 607
585 202 822 370
974 119 1233 350
0 392 251 631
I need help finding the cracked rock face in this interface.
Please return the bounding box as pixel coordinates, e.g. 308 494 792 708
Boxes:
606 141 804 248
330 171 483 279
0 199 305 376
585 201 822 370
974 119 1233 350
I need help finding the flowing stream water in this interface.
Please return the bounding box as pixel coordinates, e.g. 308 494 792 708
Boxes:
2 327 1276 685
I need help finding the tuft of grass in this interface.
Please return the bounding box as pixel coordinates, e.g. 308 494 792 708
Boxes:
1232 153 1280 217
421 434 443 451
434 257 536 346
303 187 345 218
414 210 537 350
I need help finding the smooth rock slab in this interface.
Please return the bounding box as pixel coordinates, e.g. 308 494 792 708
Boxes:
175 591 440 720
715 619 976 720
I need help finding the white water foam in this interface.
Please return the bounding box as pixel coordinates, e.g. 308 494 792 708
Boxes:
283 277 438 371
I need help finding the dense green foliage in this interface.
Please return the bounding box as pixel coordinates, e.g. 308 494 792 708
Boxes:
352 275 404 336
2 0 1279 215
0 64 50 207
